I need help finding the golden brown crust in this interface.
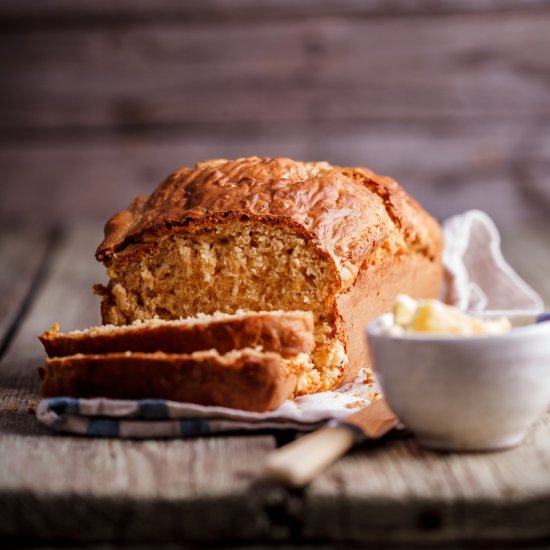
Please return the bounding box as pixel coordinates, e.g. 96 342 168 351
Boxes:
39 311 314 359
41 349 296 412
338 166 442 261
336 250 443 383
96 157 441 287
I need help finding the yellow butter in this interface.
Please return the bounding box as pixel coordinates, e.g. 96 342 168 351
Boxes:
389 295 511 336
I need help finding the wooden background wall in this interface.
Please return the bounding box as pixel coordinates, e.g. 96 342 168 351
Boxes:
1 0 550 229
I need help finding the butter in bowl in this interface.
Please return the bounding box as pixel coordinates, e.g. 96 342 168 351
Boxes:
366 295 550 452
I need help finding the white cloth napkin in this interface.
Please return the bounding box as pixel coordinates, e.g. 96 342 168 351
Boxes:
442 209 543 312
37 210 544 437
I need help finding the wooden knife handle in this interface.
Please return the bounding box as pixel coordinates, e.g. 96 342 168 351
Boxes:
261 424 357 487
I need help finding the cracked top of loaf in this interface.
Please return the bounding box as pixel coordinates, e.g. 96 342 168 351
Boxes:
96 157 442 286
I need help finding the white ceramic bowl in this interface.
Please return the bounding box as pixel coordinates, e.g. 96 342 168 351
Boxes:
366 313 550 451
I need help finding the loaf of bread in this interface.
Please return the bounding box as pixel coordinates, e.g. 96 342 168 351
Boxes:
95 157 443 395
39 310 314 358
39 349 297 412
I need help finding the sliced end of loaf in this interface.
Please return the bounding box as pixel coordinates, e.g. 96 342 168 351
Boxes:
97 221 347 395
42 348 296 412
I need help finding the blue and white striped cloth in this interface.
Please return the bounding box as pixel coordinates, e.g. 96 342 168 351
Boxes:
36 389 371 438
38 397 217 438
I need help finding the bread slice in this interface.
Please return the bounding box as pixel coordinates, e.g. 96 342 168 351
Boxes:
39 348 297 412
39 310 314 359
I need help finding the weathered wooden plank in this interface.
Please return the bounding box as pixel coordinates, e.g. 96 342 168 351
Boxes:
2 13 550 130
0 228 52 354
0 225 104 434
0 131 310 228
1 121 549 227
300 412 550 543
0 435 280 541
1 0 549 21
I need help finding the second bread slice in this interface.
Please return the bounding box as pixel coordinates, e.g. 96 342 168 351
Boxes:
40 348 297 412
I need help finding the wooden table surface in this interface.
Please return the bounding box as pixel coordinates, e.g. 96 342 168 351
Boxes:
0 222 549 548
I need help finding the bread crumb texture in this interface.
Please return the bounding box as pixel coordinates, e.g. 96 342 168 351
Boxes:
101 222 344 394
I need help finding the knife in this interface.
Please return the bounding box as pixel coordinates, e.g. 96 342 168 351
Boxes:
261 397 398 487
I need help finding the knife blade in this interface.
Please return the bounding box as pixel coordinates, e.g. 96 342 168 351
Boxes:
261 397 398 487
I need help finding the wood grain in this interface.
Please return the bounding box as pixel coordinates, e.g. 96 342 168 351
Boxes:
0 225 103 434
1 3 550 227
2 13 550 131
0 434 279 541
0 228 52 354
302 412 550 542
1 121 550 227
2 0 549 22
